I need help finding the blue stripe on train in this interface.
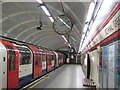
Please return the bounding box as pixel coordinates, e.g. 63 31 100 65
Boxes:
52 66 55 70
42 69 47 75
19 74 32 84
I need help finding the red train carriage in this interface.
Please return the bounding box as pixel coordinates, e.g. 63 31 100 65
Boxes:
28 46 42 78
0 40 65 89
51 51 56 69
0 40 19 88
57 53 61 66
60 53 64 65
57 53 64 66
42 50 47 74
44 49 52 72
53 51 59 68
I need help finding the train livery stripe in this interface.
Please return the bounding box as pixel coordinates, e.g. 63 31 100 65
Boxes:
82 3 120 54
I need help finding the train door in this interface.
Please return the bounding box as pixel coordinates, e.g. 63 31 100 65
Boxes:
16 45 33 84
58 53 61 66
39 51 42 76
46 53 51 71
53 51 58 67
61 54 64 64
51 53 55 69
42 52 47 74
36 50 42 77
54 54 56 67
1 40 19 88
46 53 49 71
0 42 7 89
33 49 41 78
49 53 52 70
28 46 42 78
33 50 38 77
53 53 56 68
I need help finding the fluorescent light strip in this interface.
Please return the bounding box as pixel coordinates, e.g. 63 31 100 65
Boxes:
73 42 76 45
40 5 54 23
62 35 68 42
62 35 72 47
86 2 95 22
36 0 43 4
83 24 88 33
49 17 54 22
41 5 51 16
71 37 76 41
68 44 71 48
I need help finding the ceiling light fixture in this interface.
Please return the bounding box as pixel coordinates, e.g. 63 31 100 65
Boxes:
83 24 88 33
36 0 43 4
71 37 76 42
62 35 72 47
86 2 95 22
41 5 51 16
68 44 72 48
62 35 68 42
40 5 54 23
49 17 54 22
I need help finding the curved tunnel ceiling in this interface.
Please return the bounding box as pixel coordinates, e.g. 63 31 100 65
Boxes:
1 1 90 52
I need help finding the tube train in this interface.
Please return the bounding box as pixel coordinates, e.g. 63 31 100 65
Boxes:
81 2 120 88
0 40 65 89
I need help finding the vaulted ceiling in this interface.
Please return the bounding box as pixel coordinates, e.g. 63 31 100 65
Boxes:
1 0 90 52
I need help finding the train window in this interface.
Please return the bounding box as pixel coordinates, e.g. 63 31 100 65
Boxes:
52 55 54 61
5 45 16 72
34 50 41 65
42 53 46 62
17 47 31 65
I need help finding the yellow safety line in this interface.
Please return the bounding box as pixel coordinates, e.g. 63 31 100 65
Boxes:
27 65 64 89
44 77 50 79
27 72 53 89
28 79 45 89
48 72 54 77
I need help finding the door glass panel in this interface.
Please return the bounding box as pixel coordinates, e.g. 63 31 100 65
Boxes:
16 47 31 65
5 45 16 72
42 53 46 61
52 55 54 61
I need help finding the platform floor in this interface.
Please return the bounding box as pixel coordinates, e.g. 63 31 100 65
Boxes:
28 65 86 88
